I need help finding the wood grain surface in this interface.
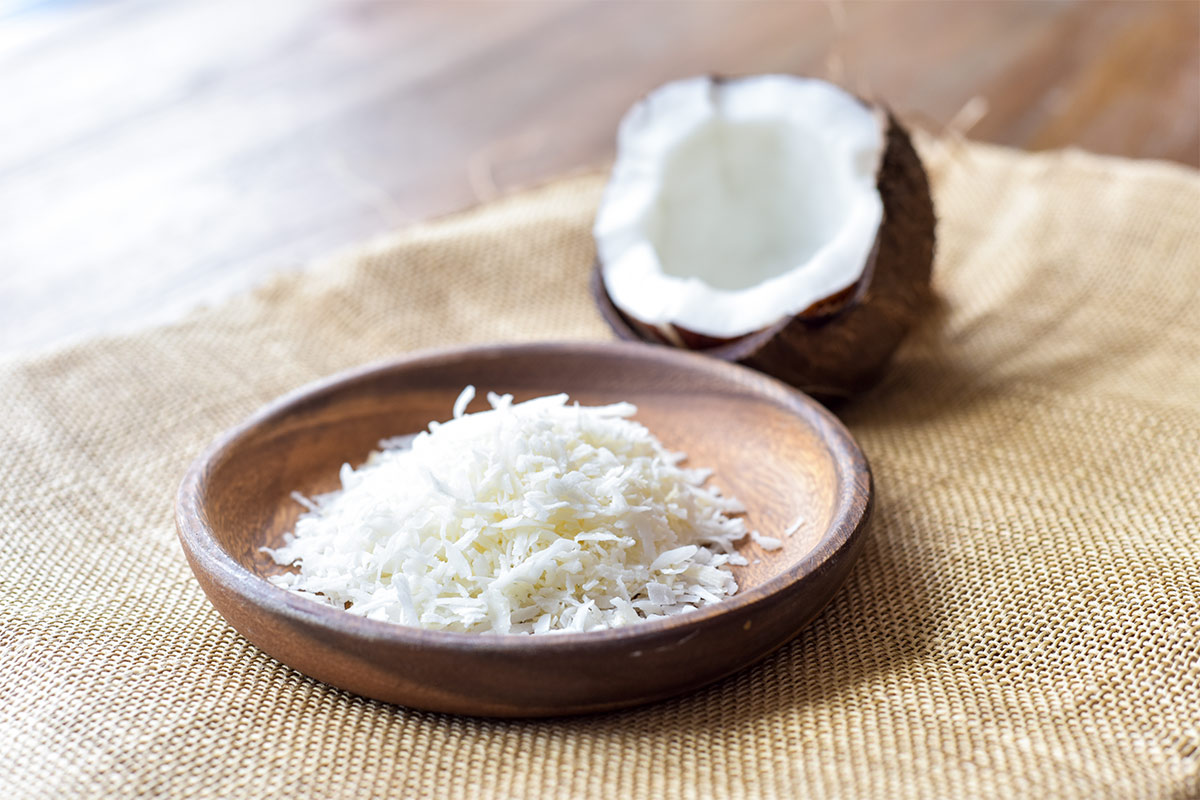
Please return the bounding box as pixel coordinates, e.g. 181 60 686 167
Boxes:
175 341 872 715
2 0 1197 356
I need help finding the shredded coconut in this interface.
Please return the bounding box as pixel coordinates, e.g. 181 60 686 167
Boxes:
750 530 783 551
264 387 760 634
783 515 805 538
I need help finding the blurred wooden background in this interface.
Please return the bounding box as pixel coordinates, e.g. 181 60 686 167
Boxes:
2 0 1197 355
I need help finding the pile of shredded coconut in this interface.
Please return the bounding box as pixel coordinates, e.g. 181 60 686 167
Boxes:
264 387 765 634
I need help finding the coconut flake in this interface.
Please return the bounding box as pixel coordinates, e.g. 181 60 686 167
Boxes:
783 516 806 538
264 389 755 634
452 384 476 419
750 530 784 551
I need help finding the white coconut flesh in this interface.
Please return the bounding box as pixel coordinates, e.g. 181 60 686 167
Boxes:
595 75 888 340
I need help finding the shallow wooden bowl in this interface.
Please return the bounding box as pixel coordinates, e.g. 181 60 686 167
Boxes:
176 341 871 717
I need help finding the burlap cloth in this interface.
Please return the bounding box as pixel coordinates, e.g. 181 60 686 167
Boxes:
2 140 1198 799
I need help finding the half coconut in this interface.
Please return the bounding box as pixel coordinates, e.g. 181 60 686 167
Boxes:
592 75 935 398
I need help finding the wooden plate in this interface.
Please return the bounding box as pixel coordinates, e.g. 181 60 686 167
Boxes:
176 341 871 717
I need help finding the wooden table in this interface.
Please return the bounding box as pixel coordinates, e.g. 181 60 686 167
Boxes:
2 0 1196 356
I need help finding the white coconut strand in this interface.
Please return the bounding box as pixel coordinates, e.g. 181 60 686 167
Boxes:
264 387 754 634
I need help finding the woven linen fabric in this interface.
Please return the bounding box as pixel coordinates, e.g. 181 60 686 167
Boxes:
2 141 1198 800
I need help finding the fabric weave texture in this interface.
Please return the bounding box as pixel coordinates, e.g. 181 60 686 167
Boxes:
1 141 1198 799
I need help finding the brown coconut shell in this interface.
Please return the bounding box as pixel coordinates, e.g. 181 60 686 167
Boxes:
591 112 936 400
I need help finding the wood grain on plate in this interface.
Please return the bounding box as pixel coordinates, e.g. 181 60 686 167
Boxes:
2 1 1197 355
175 342 872 716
